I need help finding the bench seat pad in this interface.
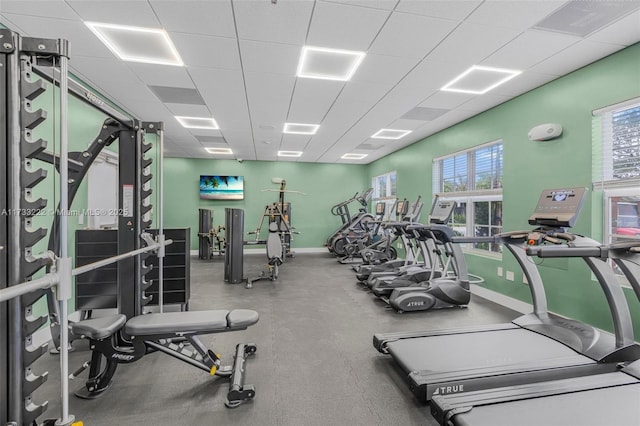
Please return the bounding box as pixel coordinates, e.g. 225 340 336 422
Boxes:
125 309 259 336
72 314 127 340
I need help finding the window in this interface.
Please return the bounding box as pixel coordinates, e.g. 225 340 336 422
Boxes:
593 98 640 286
372 171 397 218
433 141 503 255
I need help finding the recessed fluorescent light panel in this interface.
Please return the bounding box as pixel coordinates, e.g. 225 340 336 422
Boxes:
283 122 319 135
371 129 412 140
278 151 303 157
297 46 366 81
175 116 219 130
441 65 521 95
205 147 233 155
85 21 183 66
341 153 368 160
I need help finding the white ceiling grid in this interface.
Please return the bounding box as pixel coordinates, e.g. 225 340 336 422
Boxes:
0 0 638 163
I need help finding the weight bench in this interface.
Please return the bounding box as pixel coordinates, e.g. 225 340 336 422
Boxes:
70 309 259 408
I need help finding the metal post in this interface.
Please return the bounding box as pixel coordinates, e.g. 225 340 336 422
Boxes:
7 34 23 426
158 127 164 313
56 43 74 426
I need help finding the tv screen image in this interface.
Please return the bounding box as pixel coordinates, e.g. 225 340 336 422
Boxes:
200 175 244 200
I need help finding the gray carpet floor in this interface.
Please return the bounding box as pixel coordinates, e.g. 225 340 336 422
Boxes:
35 253 518 425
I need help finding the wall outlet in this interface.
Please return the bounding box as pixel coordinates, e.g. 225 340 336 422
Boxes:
497 267 503 277
78 214 84 225
506 271 515 281
397 242 403 249
523 275 529 285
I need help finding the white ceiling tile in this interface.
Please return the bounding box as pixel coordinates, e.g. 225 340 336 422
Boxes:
481 29 581 70
150 0 236 37
127 62 193 87
0 1 78 20
288 79 345 123
588 10 640 45
69 56 157 103
239 40 300 74
491 71 557 97
66 1 159 27
322 0 398 11
395 0 482 21
387 119 425 130
369 12 457 59
307 1 390 51
529 40 628 77
281 134 312 149
244 72 295 129
339 80 395 105
419 91 475 109
457 93 511 112
189 67 251 129
384 59 466 101
234 0 313 45
1 13 113 58
2 1 636 164
221 129 255 150
172 33 240 69
466 1 566 29
163 104 212 117
426 22 522 65
245 72 296 103
351 54 419 85
124 100 172 119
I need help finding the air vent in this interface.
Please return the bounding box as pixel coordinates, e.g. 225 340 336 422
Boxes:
148 85 206 105
533 1 640 37
356 143 383 151
402 107 449 121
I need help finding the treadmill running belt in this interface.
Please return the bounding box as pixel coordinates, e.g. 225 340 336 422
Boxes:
387 328 589 373
454 383 640 426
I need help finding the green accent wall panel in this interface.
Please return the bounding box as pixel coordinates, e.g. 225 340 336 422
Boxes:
367 43 640 339
163 158 368 250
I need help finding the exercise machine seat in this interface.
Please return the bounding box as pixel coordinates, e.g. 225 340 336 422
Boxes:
71 314 127 340
125 309 259 336
227 309 260 328
267 222 283 263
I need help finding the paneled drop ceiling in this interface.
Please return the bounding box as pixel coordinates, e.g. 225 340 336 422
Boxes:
1 0 639 163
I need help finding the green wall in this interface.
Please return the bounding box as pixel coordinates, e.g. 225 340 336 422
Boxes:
367 43 640 339
163 158 368 249
29 79 112 314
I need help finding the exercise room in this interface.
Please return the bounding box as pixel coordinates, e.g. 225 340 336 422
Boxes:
1 1 640 425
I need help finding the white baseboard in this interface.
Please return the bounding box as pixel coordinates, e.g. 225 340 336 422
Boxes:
470 284 532 314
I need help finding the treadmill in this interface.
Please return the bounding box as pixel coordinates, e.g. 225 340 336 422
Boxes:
373 188 640 402
431 239 640 426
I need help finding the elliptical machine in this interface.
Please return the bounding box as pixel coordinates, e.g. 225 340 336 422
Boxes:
355 196 424 281
326 188 374 256
367 198 456 297
386 200 471 312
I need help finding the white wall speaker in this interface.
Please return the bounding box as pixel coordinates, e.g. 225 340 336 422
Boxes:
528 123 563 141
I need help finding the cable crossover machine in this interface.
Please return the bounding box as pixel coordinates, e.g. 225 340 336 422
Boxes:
1 29 259 426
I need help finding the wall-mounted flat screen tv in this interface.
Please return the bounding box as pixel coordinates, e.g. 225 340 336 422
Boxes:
200 175 244 200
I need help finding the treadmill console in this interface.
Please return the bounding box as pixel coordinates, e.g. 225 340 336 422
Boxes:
528 187 587 228
429 200 456 225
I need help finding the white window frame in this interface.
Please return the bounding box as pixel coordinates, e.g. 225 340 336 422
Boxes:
593 97 640 288
372 170 397 219
433 140 503 258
